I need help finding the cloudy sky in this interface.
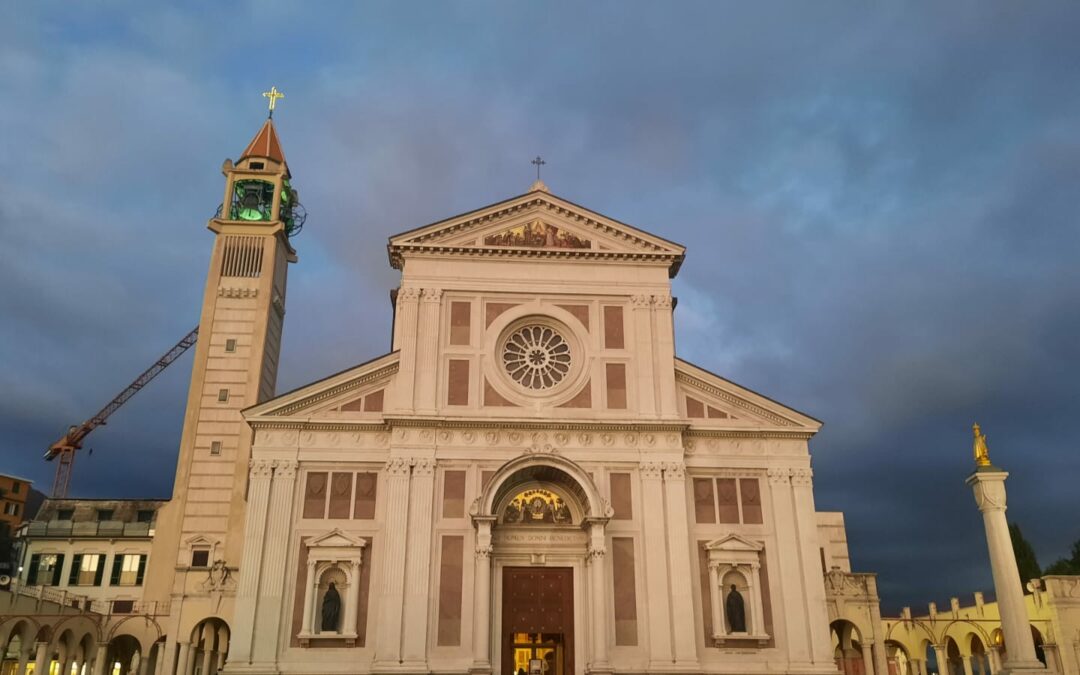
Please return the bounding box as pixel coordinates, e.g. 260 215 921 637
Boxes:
3 2 1078 611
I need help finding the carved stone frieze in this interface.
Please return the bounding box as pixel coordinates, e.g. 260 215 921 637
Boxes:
767 468 791 485
397 287 421 301
421 287 444 302
250 459 275 479
485 431 500 445
413 458 436 476
218 286 258 299
273 460 298 480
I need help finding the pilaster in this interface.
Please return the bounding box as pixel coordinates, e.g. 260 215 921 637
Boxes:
401 458 437 665
791 466 836 665
230 458 275 664
638 461 673 665
651 295 679 419
392 287 421 412
631 295 657 417
374 457 413 667
662 461 700 667
586 519 612 675
767 467 811 664
414 288 443 414
253 459 298 664
470 517 495 675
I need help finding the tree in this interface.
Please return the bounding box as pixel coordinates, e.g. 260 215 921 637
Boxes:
1043 539 1080 576
1009 522 1041 587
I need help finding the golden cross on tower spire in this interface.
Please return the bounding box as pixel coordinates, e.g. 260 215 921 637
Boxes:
262 86 285 118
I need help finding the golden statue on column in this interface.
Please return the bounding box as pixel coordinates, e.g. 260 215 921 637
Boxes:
973 422 992 467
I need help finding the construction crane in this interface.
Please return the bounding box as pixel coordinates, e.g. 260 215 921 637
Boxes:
44 326 200 498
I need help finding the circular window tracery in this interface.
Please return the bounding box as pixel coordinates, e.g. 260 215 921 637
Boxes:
502 324 572 390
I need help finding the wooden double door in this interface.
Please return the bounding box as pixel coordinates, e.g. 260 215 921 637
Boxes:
501 567 574 675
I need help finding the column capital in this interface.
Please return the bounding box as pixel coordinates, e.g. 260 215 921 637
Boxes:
639 461 664 480
651 294 673 309
398 286 422 301
273 459 298 480
766 467 791 485
476 545 494 560
630 294 652 308
662 461 685 481
250 458 275 479
385 457 412 476
421 287 444 303
790 467 813 487
412 457 436 476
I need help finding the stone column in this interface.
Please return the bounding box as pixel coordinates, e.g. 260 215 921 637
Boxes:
91 645 108 675
748 562 767 636
138 651 152 675
988 647 1002 675
174 642 190 675
32 643 49 675
651 295 679 418
470 517 495 675
767 467 812 664
15 646 32 675
414 288 443 414
586 519 612 674
374 457 413 666
402 457 436 665
662 462 700 667
638 461 673 665
300 558 317 634
707 562 723 640
216 627 228 672
200 623 215 675
913 658 925 675
791 466 837 665
966 468 1043 672
253 459 298 663
630 295 656 416
230 458 274 664
391 287 421 411
343 560 361 640
863 642 877 675
934 645 950 675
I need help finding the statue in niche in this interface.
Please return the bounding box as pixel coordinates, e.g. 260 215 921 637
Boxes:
321 581 341 632
725 584 746 633
504 501 521 523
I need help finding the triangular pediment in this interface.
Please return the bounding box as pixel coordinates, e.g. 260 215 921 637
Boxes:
705 533 764 553
307 529 366 549
676 358 821 432
243 352 398 419
388 189 685 276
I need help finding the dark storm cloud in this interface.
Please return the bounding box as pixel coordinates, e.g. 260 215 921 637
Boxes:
2 2 1078 611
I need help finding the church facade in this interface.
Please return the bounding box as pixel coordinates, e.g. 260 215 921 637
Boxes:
149 116 842 675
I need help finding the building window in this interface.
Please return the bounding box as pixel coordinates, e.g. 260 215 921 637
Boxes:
191 548 210 568
56 509 74 521
210 441 222 456
27 553 65 586
502 324 572 390
693 477 764 525
225 338 237 353
136 510 154 523
96 509 114 522
218 389 229 402
111 554 147 586
69 554 104 586
11 481 20 494
3 502 17 516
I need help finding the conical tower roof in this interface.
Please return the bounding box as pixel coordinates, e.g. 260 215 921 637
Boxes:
239 119 287 167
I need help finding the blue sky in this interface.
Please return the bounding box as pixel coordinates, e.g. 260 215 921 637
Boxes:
3 2 1079 611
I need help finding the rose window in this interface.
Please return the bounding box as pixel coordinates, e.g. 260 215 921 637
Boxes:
502 325 572 390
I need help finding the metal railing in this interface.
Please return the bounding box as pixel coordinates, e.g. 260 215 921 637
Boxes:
7 583 169 616
24 520 153 537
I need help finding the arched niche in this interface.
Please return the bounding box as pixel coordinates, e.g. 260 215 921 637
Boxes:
473 452 611 522
705 534 769 644
297 529 365 646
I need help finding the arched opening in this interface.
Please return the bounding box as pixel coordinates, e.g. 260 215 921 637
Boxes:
1030 626 1046 666
945 637 963 675
886 640 911 675
990 628 1005 666
189 618 229 675
1 621 30 674
105 634 141 675
969 634 990 675
830 620 866 675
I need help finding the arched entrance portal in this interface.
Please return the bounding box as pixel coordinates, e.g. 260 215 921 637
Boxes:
471 452 613 675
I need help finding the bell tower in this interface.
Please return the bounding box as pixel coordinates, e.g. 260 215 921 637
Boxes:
144 105 303 604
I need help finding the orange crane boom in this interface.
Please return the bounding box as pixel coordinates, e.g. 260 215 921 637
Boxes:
44 326 199 497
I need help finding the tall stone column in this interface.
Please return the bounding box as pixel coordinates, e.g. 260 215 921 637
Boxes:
374 457 413 666
414 288 443 414
662 462 700 667
791 466 838 665
586 519 612 675
863 642 877 675
651 295 679 419
32 642 49 675
934 645 949 675
391 287 421 412
638 461 673 665
253 459 298 664
201 622 217 675
965 441 1043 673
470 517 495 675
91 645 108 675
962 656 975 675
15 645 32 675
630 295 657 416
402 457 437 665
229 458 275 664
767 467 812 664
